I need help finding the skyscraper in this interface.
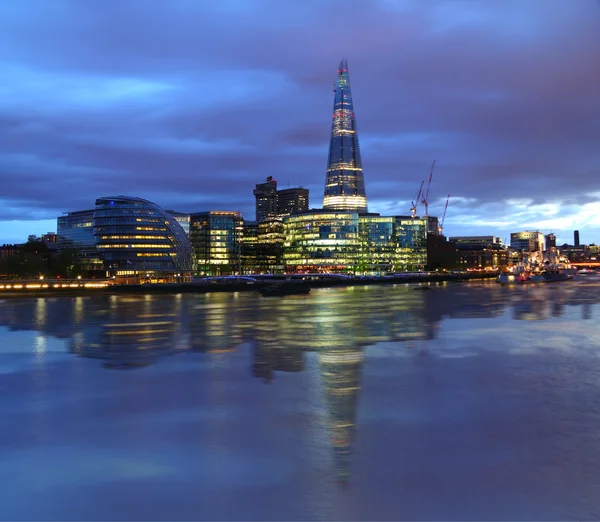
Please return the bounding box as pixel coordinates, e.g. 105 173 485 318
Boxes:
323 59 368 212
276 187 309 217
253 176 278 222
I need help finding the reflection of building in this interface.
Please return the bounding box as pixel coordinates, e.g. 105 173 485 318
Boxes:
252 342 304 382
57 209 103 273
323 59 367 212
93 196 193 279
318 345 364 483
70 296 181 369
190 211 243 275
510 231 544 252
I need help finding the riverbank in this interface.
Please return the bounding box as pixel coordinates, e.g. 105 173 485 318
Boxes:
0 271 498 298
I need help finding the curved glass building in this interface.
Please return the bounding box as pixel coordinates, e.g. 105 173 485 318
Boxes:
93 196 194 277
323 59 368 212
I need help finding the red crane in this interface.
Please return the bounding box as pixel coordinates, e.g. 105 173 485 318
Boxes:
421 160 436 217
410 180 424 218
438 194 450 235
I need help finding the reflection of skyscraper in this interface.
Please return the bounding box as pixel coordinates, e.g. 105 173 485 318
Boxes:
318 346 364 483
323 59 368 212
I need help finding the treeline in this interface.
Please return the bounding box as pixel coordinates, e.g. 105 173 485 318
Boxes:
0 236 84 279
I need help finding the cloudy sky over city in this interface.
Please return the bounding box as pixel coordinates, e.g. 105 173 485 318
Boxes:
1 0 599 244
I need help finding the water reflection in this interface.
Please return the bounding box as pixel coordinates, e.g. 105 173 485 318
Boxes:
2 280 600 483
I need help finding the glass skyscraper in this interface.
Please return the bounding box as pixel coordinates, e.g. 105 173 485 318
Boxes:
323 59 368 212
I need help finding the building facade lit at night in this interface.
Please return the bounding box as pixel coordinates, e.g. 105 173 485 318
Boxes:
283 212 427 274
190 211 243 275
93 196 193 279
323 59 368 212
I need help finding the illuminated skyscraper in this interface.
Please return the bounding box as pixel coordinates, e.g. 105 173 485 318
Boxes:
323 59 367 212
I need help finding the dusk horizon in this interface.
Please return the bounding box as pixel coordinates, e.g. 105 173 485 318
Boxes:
2 0 600 245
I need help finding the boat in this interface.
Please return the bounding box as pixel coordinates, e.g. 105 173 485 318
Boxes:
259 281 311 297
497 248 575 284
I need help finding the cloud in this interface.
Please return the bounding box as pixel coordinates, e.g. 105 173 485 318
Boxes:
0 0 599 243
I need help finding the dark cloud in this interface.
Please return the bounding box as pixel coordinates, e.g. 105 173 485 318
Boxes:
0 0 599 243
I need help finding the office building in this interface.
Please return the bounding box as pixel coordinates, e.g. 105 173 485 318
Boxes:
57 209 103 273
451 237 508 269
166 211 190 237
283 210 360 273
510 231 544 252
93 196 193 279
282 211 427 274
450 236 503 247
240 221 259 274
323 59 368 212
277 187 309 217
253 176 278 222
545 233 556 249
190 211 242 275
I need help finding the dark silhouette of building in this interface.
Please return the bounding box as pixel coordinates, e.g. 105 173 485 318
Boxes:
574 230 580 247
277 187 309 217
323 59 367 212
253 176 278 223
545 233 556 249
426 234 457 270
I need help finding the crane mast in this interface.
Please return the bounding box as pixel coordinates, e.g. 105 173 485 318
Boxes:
410 180 424 218
421 160 436 217
438 194 450 235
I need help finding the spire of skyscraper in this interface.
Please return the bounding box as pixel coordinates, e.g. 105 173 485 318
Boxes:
323 59 368 212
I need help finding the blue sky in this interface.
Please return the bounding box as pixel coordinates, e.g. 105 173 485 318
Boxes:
1 0 599 245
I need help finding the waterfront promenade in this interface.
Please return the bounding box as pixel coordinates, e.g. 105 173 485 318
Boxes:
0 271 498 297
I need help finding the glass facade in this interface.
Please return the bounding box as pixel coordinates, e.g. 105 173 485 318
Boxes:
166 211 190 237
323 59 368 212
283 212 427 274
283 211 360 273
57 209 103 272
257 218 284 273
190 211 242 276
93 196 193 276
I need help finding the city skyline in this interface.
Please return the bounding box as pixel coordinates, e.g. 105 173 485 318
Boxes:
1 1 600 245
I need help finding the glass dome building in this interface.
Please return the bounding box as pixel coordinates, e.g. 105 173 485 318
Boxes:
93 196 194 278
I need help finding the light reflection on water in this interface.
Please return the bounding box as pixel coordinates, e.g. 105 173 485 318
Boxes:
1 280 600 520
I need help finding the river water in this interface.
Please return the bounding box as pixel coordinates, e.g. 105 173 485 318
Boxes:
1 280 600 520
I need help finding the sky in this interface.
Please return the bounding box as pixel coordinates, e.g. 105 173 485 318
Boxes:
1 0 599 245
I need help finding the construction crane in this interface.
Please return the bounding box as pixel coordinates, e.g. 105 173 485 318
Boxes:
438 194 450 235
410 180 424 218
421 160 436 217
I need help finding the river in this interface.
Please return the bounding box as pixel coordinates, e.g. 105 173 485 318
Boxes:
1 280 600 520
